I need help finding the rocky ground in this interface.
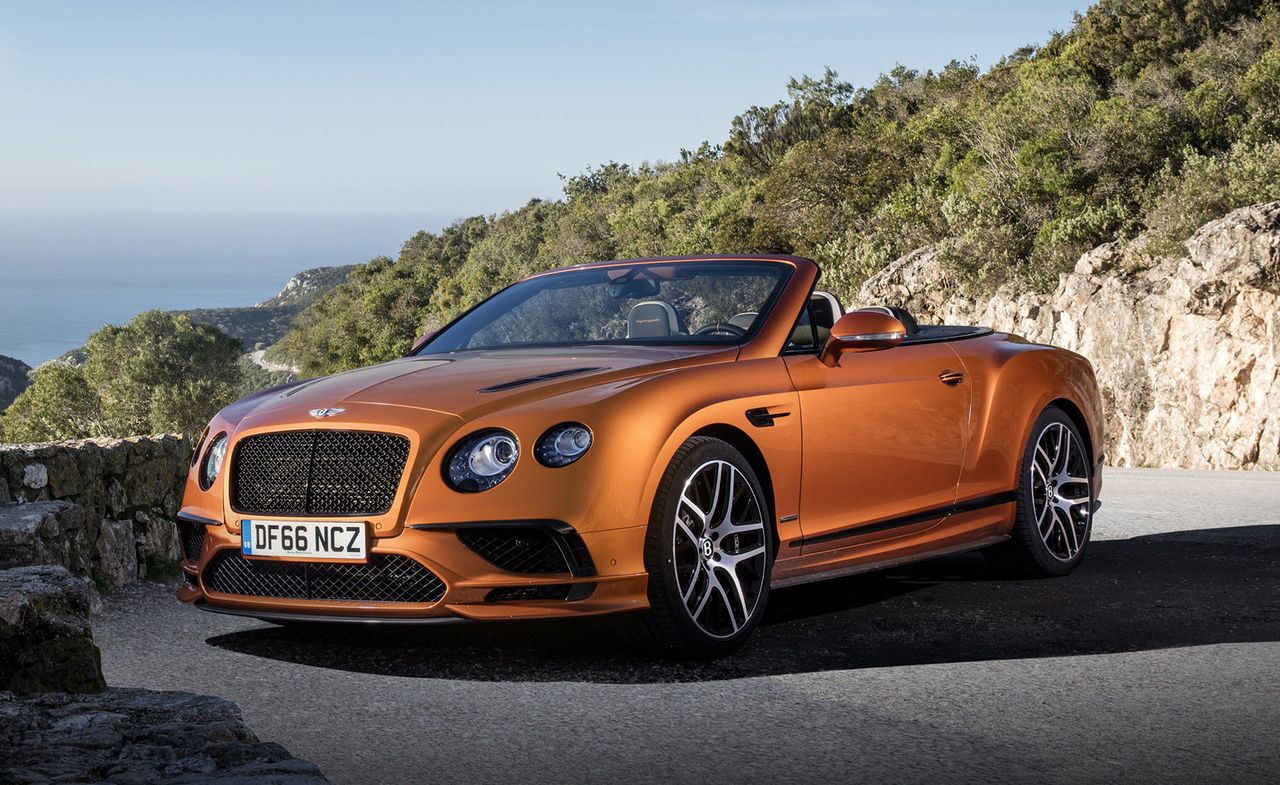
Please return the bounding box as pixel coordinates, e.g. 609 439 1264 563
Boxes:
1 689 329 784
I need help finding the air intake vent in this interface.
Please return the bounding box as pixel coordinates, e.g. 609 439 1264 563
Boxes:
203 551 445 604
178 521 206 562
231 430 410 516
458 527 571 574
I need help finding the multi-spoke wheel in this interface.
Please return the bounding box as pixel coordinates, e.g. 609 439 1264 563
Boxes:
637 436 772 656
988 406 1095 577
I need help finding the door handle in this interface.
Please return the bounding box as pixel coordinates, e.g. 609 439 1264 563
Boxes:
939 370 966 386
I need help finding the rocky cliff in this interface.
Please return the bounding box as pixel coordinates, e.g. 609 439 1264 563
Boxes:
858 202 1280 470
179 264 354 351
0 354 31 411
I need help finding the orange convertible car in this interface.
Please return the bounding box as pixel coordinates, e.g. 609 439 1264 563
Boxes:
177 255 1103 656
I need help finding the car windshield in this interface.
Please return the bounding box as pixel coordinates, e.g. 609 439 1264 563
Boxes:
420 261 792 353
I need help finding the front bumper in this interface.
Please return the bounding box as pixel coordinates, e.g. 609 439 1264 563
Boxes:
176 514 650 623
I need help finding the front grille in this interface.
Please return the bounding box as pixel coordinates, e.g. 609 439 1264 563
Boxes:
203 551 445 604
178 521 206 562
231 430 410 516
458 527 573 574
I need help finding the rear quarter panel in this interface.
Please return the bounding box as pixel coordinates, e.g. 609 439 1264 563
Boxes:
946 333 1104 507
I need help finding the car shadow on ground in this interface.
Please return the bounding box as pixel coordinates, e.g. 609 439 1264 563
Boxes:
206 525 1280 684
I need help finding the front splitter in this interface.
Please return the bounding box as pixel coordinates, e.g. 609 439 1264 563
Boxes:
195 601 474 626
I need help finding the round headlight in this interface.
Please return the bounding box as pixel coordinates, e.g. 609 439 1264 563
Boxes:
200 432 228 490
446 430 519 492
535 423 592 467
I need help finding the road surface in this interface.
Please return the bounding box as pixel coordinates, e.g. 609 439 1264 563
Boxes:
96 468 1280 785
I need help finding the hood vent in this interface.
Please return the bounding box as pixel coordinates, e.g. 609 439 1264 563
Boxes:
478 366 608 393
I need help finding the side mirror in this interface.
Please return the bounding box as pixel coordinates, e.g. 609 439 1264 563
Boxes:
406 331 436 357
819 311 906 367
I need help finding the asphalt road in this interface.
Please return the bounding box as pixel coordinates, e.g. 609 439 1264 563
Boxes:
96 468 1280 785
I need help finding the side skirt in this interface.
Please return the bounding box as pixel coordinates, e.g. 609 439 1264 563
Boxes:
771 534 1009 589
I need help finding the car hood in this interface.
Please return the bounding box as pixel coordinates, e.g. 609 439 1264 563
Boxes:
233 345 737 426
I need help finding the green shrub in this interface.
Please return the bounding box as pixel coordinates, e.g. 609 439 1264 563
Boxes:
2 311 243 442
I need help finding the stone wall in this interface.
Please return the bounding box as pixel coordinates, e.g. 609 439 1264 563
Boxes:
858 202 1280 470
0 435 192 590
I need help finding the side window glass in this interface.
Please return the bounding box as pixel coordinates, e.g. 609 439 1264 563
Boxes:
784 305 819 353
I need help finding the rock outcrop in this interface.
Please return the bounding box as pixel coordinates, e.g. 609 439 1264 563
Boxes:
0 353 32 411
0 565 104 695
857 202 1280 470
0 436 191 589
0 689 331 783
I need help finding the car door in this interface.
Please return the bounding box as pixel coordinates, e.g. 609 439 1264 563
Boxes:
784 341 970 552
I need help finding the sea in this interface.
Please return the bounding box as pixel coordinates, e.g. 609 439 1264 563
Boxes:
0 212 456 367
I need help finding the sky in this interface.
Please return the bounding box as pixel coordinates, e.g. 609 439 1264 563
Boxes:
0 0 1084 218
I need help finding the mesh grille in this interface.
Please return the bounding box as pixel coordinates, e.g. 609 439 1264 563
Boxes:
231 430 410 516
178 521 206 562
458 527 571 574
203 551 445 604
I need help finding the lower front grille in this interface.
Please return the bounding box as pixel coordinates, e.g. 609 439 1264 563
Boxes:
203 551 445 604
178 522 206 562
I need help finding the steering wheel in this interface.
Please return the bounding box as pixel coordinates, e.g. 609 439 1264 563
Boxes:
693 322 748 338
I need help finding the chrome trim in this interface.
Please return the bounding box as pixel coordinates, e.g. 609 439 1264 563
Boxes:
835 331 905 342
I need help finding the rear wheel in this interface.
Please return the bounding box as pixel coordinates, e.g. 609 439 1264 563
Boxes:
988 406 1095 577
635 437 772 658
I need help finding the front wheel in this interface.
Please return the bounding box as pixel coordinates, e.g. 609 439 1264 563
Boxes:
988 406 1095 577
636 436 773 658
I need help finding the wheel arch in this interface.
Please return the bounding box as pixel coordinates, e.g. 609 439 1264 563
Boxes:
690 423 779 553
1046 397 1093 466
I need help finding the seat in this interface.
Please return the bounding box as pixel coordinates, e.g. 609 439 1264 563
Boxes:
786 292 845 350
627 301 681 338
853 305 919 335
728 312 758 331
809 291 843 330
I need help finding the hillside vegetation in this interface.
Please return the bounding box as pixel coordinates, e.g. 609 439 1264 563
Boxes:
2 312 243 443
274 0 1280 377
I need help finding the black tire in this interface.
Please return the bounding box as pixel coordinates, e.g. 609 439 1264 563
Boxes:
987 406 1095 578
633 436 773 658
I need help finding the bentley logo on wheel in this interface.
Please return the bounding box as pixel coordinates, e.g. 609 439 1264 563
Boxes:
308 407 346 419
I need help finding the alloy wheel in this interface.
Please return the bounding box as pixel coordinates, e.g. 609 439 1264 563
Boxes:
1029 421 1092 561
672 459 769 638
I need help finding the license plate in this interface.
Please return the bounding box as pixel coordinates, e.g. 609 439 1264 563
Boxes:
241 520 368 561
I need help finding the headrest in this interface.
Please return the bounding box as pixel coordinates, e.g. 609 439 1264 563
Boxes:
728 312 758 331
809 291 843 329
854 305 919 335
627 300 680 338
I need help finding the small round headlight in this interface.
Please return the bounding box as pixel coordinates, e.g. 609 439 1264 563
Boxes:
446 430 519 492
535 423 592 467
200 433 228 490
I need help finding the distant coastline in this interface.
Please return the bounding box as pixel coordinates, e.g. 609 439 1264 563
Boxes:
0 211 452 367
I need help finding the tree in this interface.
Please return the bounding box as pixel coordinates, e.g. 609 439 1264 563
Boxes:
2 311 244 441
1 363 104 443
